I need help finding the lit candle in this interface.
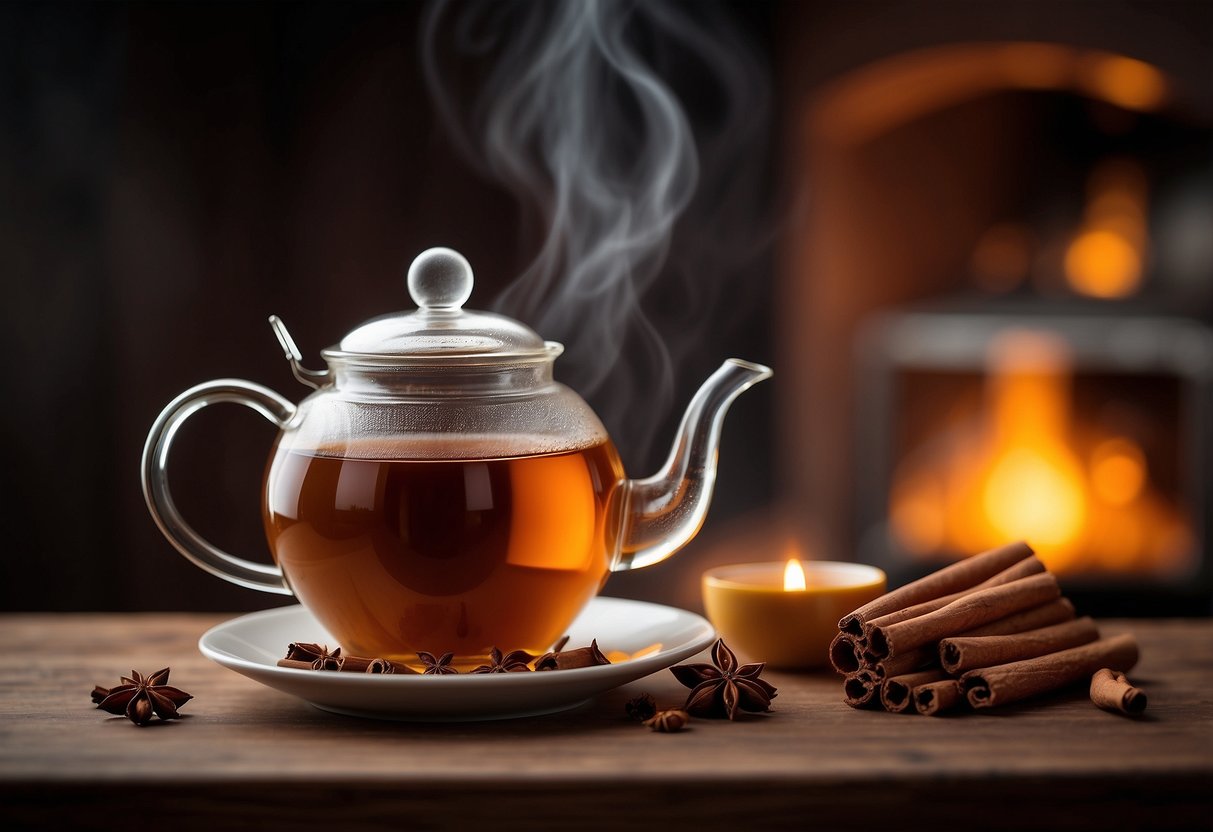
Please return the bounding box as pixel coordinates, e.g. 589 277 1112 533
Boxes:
702 556 886 670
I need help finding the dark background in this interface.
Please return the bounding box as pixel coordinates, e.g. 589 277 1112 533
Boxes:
4 1 1210 615
1 0 778 612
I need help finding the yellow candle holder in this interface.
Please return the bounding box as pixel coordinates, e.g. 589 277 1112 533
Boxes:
702 561 886 670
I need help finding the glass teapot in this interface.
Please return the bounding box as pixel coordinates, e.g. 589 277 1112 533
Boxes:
142 248 771 662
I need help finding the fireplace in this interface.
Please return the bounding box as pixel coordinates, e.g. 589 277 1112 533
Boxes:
778 4 1213 614
855 310 1211 614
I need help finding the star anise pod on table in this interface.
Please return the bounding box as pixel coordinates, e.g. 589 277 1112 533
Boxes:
471 647 535 674
670 639 777 720
418 651 459 675
93 668 193 726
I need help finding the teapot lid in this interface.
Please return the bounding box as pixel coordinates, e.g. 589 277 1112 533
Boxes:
329 248 554 363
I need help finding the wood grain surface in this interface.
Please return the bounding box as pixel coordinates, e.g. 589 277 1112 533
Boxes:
0 614 1209 831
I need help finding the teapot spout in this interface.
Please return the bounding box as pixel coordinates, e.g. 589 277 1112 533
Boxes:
615 359 772 571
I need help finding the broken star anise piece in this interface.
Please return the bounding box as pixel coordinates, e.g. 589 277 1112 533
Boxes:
471 647 535 674
670 639 777 720
94 668 193 726
418 651 459 675
644 709 690 733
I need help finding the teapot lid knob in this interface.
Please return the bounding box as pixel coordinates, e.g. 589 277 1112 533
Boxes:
407 247 474 311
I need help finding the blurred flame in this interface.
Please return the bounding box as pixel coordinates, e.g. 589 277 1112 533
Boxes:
981 334 1086 559
982 447 1086 548
889 330 1192 576
784 558 807 591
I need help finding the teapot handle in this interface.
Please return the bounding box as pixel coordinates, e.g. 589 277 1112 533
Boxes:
141 379 296 594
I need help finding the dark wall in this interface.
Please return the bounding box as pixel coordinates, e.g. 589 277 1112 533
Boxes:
1 2 777 612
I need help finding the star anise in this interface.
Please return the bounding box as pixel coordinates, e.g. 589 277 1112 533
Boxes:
93 668 193 726
670 639 777 720
471 647 535 674
418 651 459 675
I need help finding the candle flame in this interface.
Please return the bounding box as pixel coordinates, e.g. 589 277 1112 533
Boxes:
784 558 807 591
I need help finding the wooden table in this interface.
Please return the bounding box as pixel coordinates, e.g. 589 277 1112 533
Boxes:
1 614 1209 830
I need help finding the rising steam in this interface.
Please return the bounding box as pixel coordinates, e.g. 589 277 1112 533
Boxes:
422 0 769 463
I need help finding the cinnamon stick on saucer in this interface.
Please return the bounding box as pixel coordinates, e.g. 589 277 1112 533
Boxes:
337 656 416 674
1090 668 1147 715
838 541 1034 636
961 633 1139 709
868 572 1061 660
939 617 1100 675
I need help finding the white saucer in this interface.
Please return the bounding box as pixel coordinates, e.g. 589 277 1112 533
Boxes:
199 597 715 722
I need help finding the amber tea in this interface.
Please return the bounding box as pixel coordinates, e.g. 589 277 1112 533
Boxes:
263 437 625 663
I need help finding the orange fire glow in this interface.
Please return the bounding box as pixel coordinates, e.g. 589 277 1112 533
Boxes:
889 331 1192 576
1064 159 1149 298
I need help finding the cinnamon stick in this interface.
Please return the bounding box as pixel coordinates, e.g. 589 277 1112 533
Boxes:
838 541 1034 635
881 669 947 713
866 601 1073 677
278 642 342 670
939 617 1100 675
958 597 1075 638
870 646 936 680
367 657 411 674
336 656 415 674
1090 668 1147 715
829 632 865 675
534 639 611 670
868 572 1061 659
961 633 1139 709
913 679 962 716
863 554 1045 633
275 659 318 671
843 669 881 708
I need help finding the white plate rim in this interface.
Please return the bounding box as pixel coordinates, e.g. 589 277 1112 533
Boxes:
197 597 716 719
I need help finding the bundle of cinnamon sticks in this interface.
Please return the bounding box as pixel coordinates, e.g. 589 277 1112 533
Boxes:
830 541 1140 715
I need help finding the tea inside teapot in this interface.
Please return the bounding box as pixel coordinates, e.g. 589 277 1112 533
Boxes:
264 433 625 661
